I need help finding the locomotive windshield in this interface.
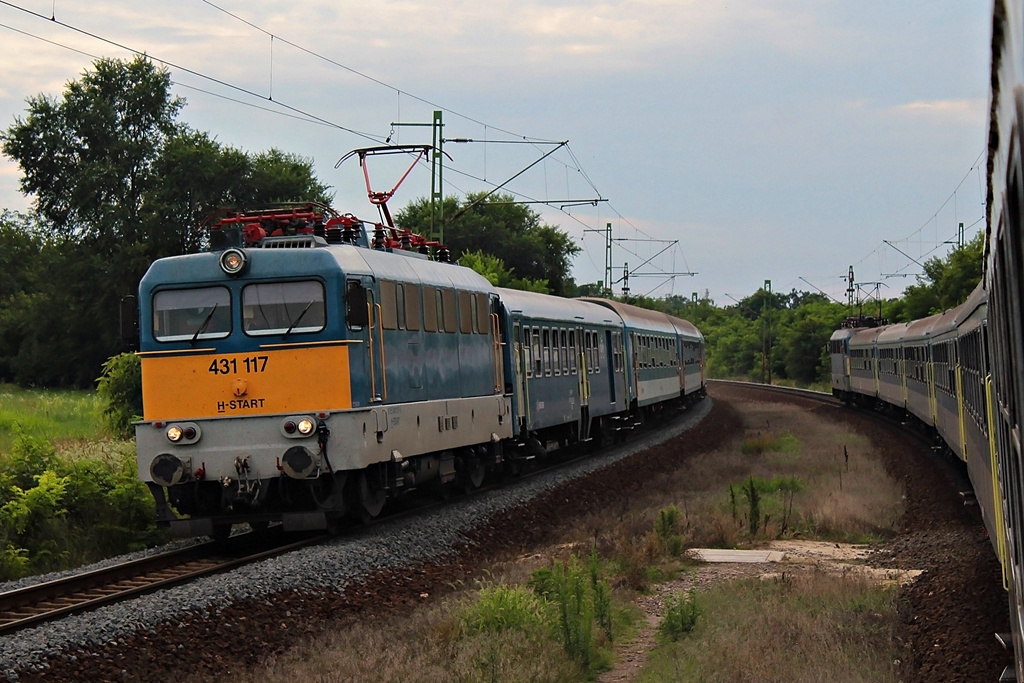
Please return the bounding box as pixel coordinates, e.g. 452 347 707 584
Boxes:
242 280 326 336
152 287 232 342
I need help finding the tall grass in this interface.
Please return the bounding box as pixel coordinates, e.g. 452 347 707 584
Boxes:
231 397 908 681
0 382 163 581
0 383 107 455
638 571 900 682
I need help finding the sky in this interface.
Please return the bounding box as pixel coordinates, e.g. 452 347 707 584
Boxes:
0 1 993 305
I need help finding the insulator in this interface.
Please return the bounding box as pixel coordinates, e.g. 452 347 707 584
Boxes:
342 223 358 243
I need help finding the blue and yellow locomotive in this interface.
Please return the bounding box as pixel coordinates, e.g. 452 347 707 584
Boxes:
135 204 706 538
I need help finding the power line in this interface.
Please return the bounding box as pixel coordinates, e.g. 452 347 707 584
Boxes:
0 1 693 291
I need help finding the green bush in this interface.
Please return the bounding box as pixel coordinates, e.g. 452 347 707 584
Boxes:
658 589 701 642
463 583 552 636
529 552 616 672
0 428 164 581
589 547 613 643
1 425 58 490
654 504 685 557
96 352 142 438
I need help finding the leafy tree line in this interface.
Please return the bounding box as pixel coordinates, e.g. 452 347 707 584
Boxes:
394 193 579 296
0 57 581 389
622 232 984 385
0 56 331 387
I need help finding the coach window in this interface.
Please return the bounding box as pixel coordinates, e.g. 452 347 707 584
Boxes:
380 280 398 330
344 280 369 329
475 294 489 334
569 330 577 374
395 283 407 330
459 291 473 334
524 326 534 378
541 328 551 376
560 329 569 374
422 286 438 332
435 289 446 332
402 284 419 331
551 328 560 376
442 290 457 333
153 286 231 342
243 280 326 336
532 328 542 376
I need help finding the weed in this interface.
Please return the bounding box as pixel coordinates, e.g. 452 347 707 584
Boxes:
742 476 762 536
462 583 551 636
589 546 613 643
653 504 685 557
658 589 701 642
741 430 800 455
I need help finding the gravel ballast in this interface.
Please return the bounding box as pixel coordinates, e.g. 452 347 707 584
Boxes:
1 400 712 682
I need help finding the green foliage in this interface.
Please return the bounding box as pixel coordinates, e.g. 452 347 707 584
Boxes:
589 546 613 643
741 431 800 455
0 56 332 388
528 551 616 673
463 583 553 636
1 425 58 490
395 193 579 296
728 475 805 538
0 427 163 581
654 504 685 557
897 231 983 320
742 477 762 536
96 353 143 437
657 589 701 642
458 250 550 293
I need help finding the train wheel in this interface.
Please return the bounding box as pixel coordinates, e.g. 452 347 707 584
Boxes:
460 455 486 493
357 472 386 523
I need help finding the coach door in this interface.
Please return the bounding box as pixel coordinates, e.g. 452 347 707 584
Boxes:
577 327 591 439
513 322 528 426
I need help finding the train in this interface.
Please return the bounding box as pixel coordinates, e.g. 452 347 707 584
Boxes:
134 204 706 539
830 3 1024 671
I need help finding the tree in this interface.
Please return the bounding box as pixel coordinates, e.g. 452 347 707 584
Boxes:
144 131 332 256
899 231 984 320
0 56 333 387
395 193 580 296
2 56 182 248
458 250 550 293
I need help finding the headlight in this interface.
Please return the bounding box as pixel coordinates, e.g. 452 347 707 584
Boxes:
219 248 247 276
282 416 317 438
165 423 201 444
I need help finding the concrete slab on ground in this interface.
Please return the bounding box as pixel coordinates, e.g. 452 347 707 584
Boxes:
688 549 786 563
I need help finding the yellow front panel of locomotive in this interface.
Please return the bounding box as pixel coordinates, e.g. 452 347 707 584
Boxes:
141 344 352 421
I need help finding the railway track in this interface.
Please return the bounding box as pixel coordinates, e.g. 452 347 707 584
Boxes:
0 398 702 641
0 532 324 635
707 378 836 402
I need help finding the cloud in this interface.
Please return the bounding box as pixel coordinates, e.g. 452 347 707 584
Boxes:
893 98 987 126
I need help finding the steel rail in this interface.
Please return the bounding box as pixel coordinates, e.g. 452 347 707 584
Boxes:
0 533 325 635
